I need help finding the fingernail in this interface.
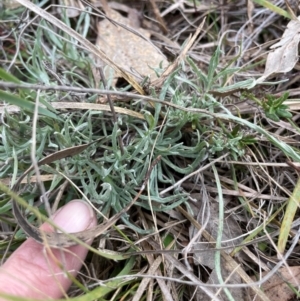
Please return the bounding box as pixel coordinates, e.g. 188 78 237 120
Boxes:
52 200 95 233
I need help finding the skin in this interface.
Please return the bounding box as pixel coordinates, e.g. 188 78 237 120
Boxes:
0 200 97 300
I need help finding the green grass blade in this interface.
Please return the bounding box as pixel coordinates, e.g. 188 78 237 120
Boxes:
252 0 292 19
278 178 300 254
0 90 62 121
0 68 21 83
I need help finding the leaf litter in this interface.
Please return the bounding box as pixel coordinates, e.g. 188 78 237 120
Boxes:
95 4 168 85
258 16 300 83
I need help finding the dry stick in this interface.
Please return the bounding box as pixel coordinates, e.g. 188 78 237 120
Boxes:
0 81 208 116
0 81 233 117
11 155 162 248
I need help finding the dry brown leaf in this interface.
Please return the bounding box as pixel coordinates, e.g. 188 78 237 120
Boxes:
249 266 300 300
258 16 300 83
95 7 168 84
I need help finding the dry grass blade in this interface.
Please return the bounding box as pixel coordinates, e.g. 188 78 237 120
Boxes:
132 257 163 301
1 102 145 120
52 102 145 120
151 18 206 88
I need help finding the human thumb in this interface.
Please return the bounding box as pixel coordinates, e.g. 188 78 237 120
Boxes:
0 200 97 300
